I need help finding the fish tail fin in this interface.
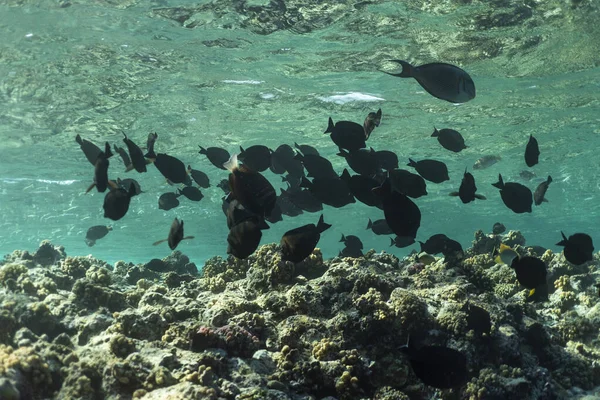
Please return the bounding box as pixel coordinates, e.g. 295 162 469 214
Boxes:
367 219 372 230
407 158 417 168
85 183 96 194
376 108 382 119
340 234 346 243
384 60 415 78
104 142 113 158
492 174 504 189
75 134 83 145
390 238 395 247
324 117 335 134
431 128 439 137
556 231 568 246
300 176 312 189
223 153 238 172
547 175 553 184
475 194 487 200
239 146 245 153
198 145 207 155
316 215 332 233
340 169 351 181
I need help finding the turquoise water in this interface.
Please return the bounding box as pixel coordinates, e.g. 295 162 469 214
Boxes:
1 1 599 266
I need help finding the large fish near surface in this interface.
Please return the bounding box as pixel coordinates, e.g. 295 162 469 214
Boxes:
383 60 475 103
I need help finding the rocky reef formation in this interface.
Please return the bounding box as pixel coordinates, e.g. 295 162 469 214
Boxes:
0 233 599 399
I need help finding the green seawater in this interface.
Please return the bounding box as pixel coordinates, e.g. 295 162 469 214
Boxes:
0 0 599 266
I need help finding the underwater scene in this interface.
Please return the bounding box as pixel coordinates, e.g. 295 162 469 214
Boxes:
1 0 600 399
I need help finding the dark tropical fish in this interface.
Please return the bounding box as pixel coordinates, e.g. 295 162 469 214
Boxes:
281 214 331 263
284 186 323 213
198 145 230 170
473 155 501 170
85 225 112 247
337 147 381 177
224 154 276 218
340 234 363 250
339 246 363 258
122 132 148 173
300 176 355 208
529 245 547 256
442 238 464 259
178 186 204 202
144 132 158 158
152 218 194 250
86 142 114 193
372 179 421 239
390 236 416 248
492 222 506 235
534 176 552 205
556 231 594 266
158 192 181 211
525 135 540 167
76 134 102 166
272 144 304 178
227 217 264 259
419 234 451 255
366 218 393 235
113 145 131 170
116 178 142 196
462 303 491 336
401 340 468 389
150 153 189 184
519 170 536 181
363 108 382 139
492 174 532 214
217 179 230 194
511 255 547 297
493 243 519 265
277 189 304 217
431 128 467 153
103 184 136 221
239 145 271 172
324 117 366 152
407 158 449 184
294 142 319 156
266 201 283 224
187 165 210 188
340 170 383 209
450 169 486 204
295 153 338 180
389 169 428 198
383 60 476 104
375 150 399 171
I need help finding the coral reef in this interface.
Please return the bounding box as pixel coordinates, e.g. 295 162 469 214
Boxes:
0 236 599 399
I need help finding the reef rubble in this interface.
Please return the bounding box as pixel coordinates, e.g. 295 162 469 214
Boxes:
1 232 600 400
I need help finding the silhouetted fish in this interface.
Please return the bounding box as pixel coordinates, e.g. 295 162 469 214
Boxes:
152 218 194 250
295 153 338 180
366 218 392 235
534 176 552 205
324 117 366 152
363 108 382 139
375 150 399 171
198 145 230 170
431 128 467 153
492 174 532 214
187 165 210 188
525 135 540 167
401 340 468 388
407 158 449 184
151 153 189 184
294 142 319 156
158 192 181 211
340 234 363 250
122 132 147 173
390 236 416 248
145 132 158 158
227 217 264 259
340 169 383 209
557 231 594 266
383 60 475 103
450 169 486 204
281 215 331 263
272 144 304 178
389 169 428 198
372 179 421 239
113 144 131 170
337 147 381 177
419 234 451 255
86 142 115 194
103 184 136 221
116 178 142 196
511 255 547 297
239 145 271 172
300 176 355 208
85 225 112 247
178 186 204 202
76 134 102 166
224 154 276 218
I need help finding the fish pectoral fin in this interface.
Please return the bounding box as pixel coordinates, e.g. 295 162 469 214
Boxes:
183 236 195 241
475 194 487 200
152 239 167 246
449 191 459 197
85 183 96 194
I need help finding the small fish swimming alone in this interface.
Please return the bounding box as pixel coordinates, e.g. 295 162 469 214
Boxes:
383 60 476 103
103 184 136 221
431 128 467 153
473 155 501 170
534 176 552 205
363 108 382 139
407 158 449 184
281 214 332 263
556 231 594 266
76 134 103 166
152 218 194 250
122 132 147 173
525 135 540 167
492 174 532 214
450 168 486 204
85 225 112 247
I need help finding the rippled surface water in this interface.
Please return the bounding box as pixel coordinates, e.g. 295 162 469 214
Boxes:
1 1 599 265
